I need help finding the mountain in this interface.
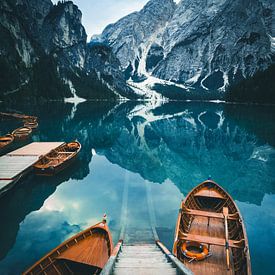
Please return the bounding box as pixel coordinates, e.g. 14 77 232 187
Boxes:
101 0 176 76
100 0 274 98
225 63 275 103
1 0 273 102
0 0 137 101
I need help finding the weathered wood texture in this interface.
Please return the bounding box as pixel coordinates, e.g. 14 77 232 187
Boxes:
112 244 178 275
0 155 38 179
23 221 113 275
0 134 14 152
173 180 251 275
9 142 64 156
182 216 235 275
0 179 13 192
33 141 81 175
58 232 109 268
0 142 65 195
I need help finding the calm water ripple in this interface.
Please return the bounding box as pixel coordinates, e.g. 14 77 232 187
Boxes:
0 101 274 274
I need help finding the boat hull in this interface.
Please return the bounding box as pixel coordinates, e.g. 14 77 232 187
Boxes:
34 152 79 176
12 127 32 141
173 180 251 275
23 221 114 275
0 134 14 155
34 141 81 176
24 121 38 129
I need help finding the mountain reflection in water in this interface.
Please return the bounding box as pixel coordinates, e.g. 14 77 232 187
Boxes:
0 101 274 275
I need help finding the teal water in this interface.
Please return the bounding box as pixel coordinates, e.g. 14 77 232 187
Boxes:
0 101 275 274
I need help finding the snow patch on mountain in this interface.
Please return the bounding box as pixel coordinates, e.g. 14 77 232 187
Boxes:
64 79 86 104
270 35 275 53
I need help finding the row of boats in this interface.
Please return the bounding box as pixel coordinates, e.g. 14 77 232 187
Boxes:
0 137 81 176
23 180 251 275
0 113 38 154
0 112 82 177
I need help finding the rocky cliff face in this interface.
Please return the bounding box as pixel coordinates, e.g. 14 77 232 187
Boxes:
1 0 273 101
101 0 274 94
0 0 135 101
101 0 176 76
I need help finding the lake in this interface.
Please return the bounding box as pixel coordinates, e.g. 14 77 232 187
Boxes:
0 100 275 274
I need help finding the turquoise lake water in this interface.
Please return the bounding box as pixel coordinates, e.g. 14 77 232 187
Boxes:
0 101 274 274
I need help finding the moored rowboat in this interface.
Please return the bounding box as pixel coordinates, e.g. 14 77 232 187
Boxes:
23 116 38 123
34 141 81 175
12 127 32 140
0 134 14 153
173 179 251 275
24 120 38 129
0 112 37 121
23 218 113 275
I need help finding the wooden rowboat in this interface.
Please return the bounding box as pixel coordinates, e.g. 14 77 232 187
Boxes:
12 127 32 140
23 218 114 275
34 141 81 175
23 116 38 123
24 120 38 129
173 179 251 275
0 134 14 153
0 112 36 120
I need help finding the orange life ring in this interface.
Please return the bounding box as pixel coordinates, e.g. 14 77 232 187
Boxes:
181 241 209 261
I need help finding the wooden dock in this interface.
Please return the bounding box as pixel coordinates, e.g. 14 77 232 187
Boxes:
0 142 64 196
101 240 193 275
100 180 192 275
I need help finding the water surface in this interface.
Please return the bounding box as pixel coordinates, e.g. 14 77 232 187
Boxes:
0 101 274 274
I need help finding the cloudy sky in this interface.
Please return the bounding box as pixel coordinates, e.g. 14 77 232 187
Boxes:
53 0 149 39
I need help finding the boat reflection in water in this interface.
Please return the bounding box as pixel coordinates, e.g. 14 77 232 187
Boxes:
0 101 274 274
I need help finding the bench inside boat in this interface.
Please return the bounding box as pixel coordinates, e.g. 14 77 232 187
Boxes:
173 180 251 275
179 231 245 249
181 206 240 221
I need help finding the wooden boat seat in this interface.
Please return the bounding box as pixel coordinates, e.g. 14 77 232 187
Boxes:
45 156 64 160
52 150 74 154
179 232 245 249
182 207 239 221
0 138 12 142
194 188 225 199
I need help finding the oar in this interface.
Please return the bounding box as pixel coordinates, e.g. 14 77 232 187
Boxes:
223 207 230 270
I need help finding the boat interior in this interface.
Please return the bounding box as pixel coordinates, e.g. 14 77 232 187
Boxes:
25 226 112 275
0 135 13 146
35 142 80 167
175 181 249 275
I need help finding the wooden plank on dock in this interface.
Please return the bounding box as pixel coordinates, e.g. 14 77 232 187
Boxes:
8 142 64 156
0 179 16 197
0 142 66 196
0 179 13 188
0 155 38 179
